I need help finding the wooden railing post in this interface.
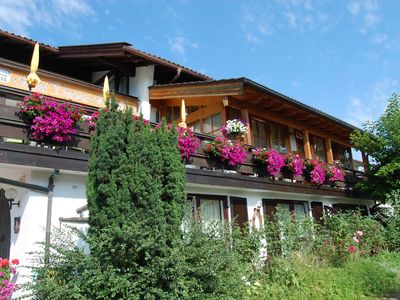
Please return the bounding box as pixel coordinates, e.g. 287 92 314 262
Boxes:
241 109 252 145
303 130 312 159
326 138 334 164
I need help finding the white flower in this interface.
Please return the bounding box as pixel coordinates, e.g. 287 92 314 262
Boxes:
224 119 247 136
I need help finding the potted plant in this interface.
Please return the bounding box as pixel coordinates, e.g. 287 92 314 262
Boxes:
303 159 326 186
221 119 247 141
0 258 19 299
325 163 345 187
178 126 201 166
281 153 303 181
203 137 248 172
18 93 83 145
252 148 285 178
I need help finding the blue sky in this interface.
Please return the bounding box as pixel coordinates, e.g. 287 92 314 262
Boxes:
1 0 399 127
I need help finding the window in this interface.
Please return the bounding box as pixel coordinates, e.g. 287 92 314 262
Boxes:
227 107 241 120
203 113 221 134
293 129 305 157
251 119 269 148
188 121 201 133
263 199 309 220
332 142 353 169
200 199 224 223
166 106 180 123
251 118 289 152
270 122 289 153
310 134 326 161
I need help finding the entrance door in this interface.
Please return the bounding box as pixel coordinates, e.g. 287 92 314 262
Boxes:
231 197 248 229
0 189 11 259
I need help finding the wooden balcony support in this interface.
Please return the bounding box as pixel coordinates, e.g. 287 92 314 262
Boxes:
325 138 334 164
241 108 252 145
303 129 312 159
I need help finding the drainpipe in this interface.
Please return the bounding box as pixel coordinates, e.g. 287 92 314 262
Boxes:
169 67 182 83
44 169 59 264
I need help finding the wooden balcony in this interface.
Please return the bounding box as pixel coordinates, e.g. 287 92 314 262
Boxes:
0 104 368 198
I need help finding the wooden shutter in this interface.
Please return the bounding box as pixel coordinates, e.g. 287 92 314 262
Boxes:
311 201 324 224
0 189 11 259
230 197 248 229
262 199 277 221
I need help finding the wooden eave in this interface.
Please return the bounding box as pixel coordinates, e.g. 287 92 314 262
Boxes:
56 43 210 80
149 79 244 99
150 78 358 142
0 30 59 54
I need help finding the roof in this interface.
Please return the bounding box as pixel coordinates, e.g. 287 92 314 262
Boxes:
151 77 360 131
57 42 211 80
0 29 59 53
0 29 211 81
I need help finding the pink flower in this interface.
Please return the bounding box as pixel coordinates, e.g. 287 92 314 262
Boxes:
178 127 200 159
356 230 363 237
353 236 360 244
253 148 285 176
349 245 355 253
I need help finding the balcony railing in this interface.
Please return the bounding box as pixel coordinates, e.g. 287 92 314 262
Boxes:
0 104 367 193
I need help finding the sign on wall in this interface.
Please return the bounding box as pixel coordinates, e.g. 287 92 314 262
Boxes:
0 68 11 83
0 63 137 112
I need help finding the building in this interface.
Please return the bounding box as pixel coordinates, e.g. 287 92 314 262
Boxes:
0 30 371 286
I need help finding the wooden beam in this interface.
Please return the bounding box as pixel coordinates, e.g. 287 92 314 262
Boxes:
296 113 311 121
184 101 223 125
269 103 285 112
149 81 244 99
161 97 217 106
282 108 298 117
303 130 312 159
325 138 334 164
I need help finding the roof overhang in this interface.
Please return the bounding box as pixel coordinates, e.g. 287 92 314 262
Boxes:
149 78 360 141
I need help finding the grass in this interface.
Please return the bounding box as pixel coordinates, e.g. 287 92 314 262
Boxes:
250 252 400 300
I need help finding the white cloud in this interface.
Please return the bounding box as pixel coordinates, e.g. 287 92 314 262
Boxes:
346 79 399 126
347 0 380 29
168 34 198 57
240 1 334 44
0 0 93 38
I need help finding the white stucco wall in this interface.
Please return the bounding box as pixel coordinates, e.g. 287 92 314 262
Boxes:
0 165 87 297
1 162 373 298
129 65 155 120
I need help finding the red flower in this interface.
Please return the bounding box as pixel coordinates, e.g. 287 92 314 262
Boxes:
349 245 355 253
11 259 19 265
1 258 9 267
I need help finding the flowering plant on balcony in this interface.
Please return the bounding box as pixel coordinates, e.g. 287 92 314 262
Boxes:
204 137 248 168
252 148 285 176
303 159 326 185
18 93 83 143
221 119 247 140
0 258 19 300
281 153 304 178
325 164 345 183
87 111 100 131
178 126 201 159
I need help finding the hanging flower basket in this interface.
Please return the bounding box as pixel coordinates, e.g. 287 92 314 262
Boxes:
325 163 345 187
221 119 247 141
203 137 248 170
18 93 84 144
178 126 201 163
281 153 304 180
303 159 326 186
252 148 285 178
